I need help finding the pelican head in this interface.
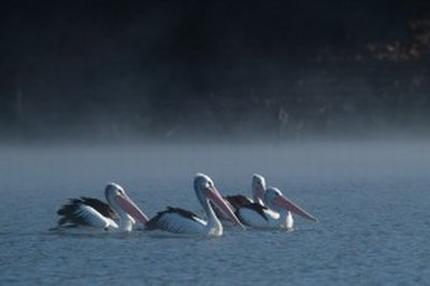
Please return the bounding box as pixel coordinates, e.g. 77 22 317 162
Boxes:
264 187 317 222
252 173 266 204
194 173 244 227
105 183 149 225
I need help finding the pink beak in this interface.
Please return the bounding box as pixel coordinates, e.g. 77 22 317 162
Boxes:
274 195 318 222
115 194 149 225
208 186 246 229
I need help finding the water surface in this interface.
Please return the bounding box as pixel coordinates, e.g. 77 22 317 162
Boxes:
0 142 429 285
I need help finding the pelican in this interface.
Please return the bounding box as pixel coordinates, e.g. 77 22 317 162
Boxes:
56 183 148 232
215 174 317 229
145 173 244 236
235 186 318 229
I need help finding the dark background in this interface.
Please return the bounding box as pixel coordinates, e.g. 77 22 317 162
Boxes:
1 0 430 142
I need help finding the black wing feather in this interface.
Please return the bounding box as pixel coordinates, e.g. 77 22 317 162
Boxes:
80 197 117 220
56 197 115 227
57 199 88 226
225 195 253 209
237 202 269 224
146 206 200 231
212 194 254 221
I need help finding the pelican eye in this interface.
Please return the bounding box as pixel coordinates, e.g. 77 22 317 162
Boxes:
205 182 212 189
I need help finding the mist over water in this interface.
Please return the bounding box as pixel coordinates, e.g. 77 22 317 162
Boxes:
1 141 429 285
2 140 429 196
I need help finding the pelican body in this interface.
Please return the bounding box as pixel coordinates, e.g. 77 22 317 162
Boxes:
145 173 244 236
219 174 317 229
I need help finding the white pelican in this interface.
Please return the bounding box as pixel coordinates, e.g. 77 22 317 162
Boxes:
235 186 318 229
145 173 244 236
215 174 317 229
56 183 148 232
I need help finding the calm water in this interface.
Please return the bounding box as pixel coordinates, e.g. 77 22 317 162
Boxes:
0 142 429 285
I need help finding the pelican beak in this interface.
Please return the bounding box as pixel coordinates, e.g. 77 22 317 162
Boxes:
208 186 246 229
115 194 149 225
274 195 318 222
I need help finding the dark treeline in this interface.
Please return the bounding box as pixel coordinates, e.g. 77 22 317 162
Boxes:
1 0 430 142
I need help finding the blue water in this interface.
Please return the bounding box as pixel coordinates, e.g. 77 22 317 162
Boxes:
0 142 429 285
